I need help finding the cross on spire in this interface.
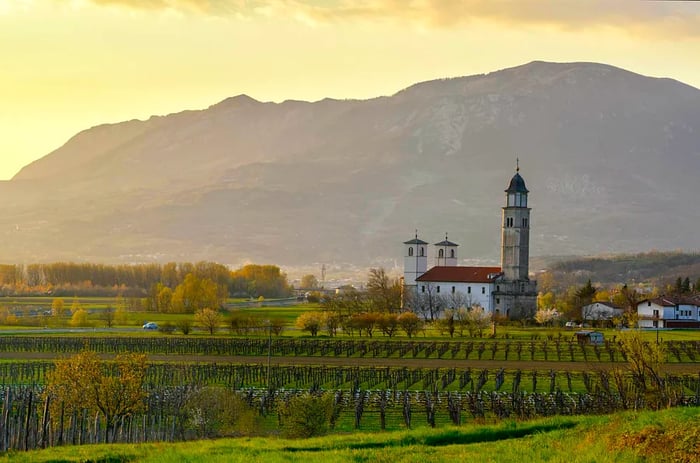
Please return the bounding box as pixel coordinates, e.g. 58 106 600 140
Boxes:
516 157 520 172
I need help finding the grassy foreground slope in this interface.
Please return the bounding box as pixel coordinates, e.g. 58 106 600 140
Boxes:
2 407 698 463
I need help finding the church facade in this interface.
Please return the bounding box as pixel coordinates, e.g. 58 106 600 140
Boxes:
403 168 537 319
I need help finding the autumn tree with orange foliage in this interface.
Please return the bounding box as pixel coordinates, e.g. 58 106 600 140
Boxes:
230 264 291 298
45 351 148 442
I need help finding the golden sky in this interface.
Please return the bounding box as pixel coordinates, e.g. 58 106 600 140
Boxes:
1 0 699 180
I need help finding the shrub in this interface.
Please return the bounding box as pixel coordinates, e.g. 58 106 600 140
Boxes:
398 312 422 338
269 317 285 336
183 387 259 439
351 312 381 337
0 307 19 326
158 322 176 334
69 308 90 327
176 319 192 335
295 311 323 336
277 392 335 438
229 312 265 335
378 313 399 337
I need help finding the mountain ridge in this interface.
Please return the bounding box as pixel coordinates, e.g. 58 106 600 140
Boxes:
3 60 700 267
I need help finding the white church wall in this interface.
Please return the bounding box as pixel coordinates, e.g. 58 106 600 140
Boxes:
416 282 492 312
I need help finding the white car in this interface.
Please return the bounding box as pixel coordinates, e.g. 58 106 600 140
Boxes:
142 322 158 330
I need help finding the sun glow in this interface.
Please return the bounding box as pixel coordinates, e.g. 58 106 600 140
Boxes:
1 0 699 179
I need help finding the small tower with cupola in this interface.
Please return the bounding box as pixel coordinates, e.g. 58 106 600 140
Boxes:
434 234 459 267
403 232 428 286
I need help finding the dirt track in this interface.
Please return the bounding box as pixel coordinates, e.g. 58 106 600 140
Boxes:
3 352 700 373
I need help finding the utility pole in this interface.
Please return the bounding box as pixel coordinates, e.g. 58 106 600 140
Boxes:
266 320 272 391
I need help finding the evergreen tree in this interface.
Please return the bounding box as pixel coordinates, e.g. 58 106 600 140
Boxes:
682 277 691 294
675 277 683 295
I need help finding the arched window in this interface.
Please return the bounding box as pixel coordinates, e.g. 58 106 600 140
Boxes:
438 249 444 258
450 249 455 258
408 247 414 257
419 247 425 257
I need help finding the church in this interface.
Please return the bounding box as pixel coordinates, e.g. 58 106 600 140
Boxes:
403 167 537 319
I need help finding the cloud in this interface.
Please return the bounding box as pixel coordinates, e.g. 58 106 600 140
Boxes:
67 0 700 38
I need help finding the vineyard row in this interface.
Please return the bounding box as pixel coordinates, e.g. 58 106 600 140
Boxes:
1 362 699 396
1 337 699 363
1 385 698 452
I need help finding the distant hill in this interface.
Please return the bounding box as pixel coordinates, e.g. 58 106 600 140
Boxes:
2 61 700 267
542 251 700 290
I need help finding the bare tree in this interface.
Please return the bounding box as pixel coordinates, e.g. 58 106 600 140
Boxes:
367 268 402 313
101 306 115 328
195 308 222 335
446 291 469 311
300 274 319 290
411 283 445 321
465 306 491 338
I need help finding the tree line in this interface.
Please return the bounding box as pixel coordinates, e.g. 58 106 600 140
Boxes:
0 262 291 299
296 268 492 338
543 250 700 291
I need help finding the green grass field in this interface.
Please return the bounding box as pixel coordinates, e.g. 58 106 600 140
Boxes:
1 406 696 463
3 295 700 340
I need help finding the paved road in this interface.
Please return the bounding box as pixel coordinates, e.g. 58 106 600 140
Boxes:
2 352 699 373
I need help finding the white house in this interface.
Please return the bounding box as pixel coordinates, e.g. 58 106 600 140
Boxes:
637 296 700 328
581 301 624 325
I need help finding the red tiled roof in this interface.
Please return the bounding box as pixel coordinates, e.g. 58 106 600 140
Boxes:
416 266 502 283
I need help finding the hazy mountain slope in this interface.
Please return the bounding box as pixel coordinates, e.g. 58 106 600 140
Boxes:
2 61 700 266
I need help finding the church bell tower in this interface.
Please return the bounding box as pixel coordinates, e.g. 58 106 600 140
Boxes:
495 161 537 319
501 162 531 281
403 232 428 286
